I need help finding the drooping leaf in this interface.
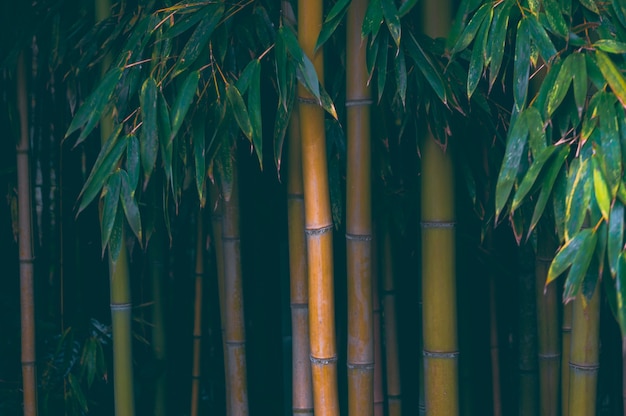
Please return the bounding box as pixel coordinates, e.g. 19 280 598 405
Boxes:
406 33 447 104
513 18 531 111
495 109 530 218
467 9 490 98
563 229 598 302
362 0 384 40
579 0 599 13
108 205 124 264
395 46 407 107
193 117 206 205
65 67 123 146
101 171 121 257
595 50 626 108
565 158 592 240
571 52 587 118
547 228 594 286
280 26 321 102
609 201 625 277
163 4 209 40
170 70 200 141
598 96 621 192
320 85 339 120
140 77 159 183
315 0 351 51
594 39 626 54
527 106 547 158
527 15 558 62
376 30 389 102
615 252 626 336
534 57 564 115
120 170 142 244
81 337 97 387
126 134 140 192
171 3 224 77
449 2 491 55
487 0 514 90
216 137 233 202
546 54 573 117
248 59 263 169
273 64 296 173
158 91 174 193
235 58 259 94
553 167 567 241
511 145 559 212
592 155 611 222
543 0 569 37
581 91 602 142
226 83 254 143
68 373 88 413
382 0 403 47
398 0 418 17
613 0 626 28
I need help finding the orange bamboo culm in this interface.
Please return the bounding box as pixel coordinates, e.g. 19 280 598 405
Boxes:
190 209 205 416
297 0 340 413
346 0 374 414
220 154 249 415
17 50 39 416
287 106 314 415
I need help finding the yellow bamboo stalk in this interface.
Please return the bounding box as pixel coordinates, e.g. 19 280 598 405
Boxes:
220 152 248 415
561 302 572 415
297 0 339 413
190 209 205 416
535 230 559 416
568 281 600 416
381 224 401 416
287 106 314 415
420 0 458 414
17 50 39 416
346 0 374 414
372 229 384 416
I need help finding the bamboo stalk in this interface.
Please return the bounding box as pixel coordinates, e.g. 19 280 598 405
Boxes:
372 229 384 416
287 106 314 415
518 243 538 415
488 260 502 416
17 49 39 416
381 224 401 416
346 0 374 413
568 277 600 416
297 0 340 413
190 209 205 416
149 223 166 416
561 302 572 415
535 229 559 416
220 151 248 415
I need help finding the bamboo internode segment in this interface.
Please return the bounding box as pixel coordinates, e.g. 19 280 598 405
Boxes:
190 210 204 416
568 283 600 416
561 302 572 416
17 51 39 416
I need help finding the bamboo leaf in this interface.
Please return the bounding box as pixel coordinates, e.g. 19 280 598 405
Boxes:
527 106 547 158
362 0 384 40
77 129 127 215
613 0 626 28
581 91 602 142
467 11 490 98
398 0 418 17
158 91 174 192
534 58 563 116
216 138 233 202
527 15 557 62
280 26 321 101
68 373 88 413
592 155 611 222
235 58 259 95
512 145 559 212
572 53 587 118
547 228 593 286
226 83 254 142
543 0 568 37
170 70 200 141
381 0 401 47
162 4 207 39
320 85 339 120
513 18 531 111
248 59 263 169
140 77 159 183
495 110 530 218
315 0 351 51
595 50 626 108
273 65 296 173
120 170 142 245
108 205 124 263
609 201 625 277
579 0 599 13
487 0 514 90
193 117 206 205
171 3 224 77
126 134 140 192
546 54 573 117
553 167 567 241
101 171 121 257
594 39 626 54
529 145 570 233
565 158 592 240
563 229 598 302
81 337 97 387
275 30 289 108
395 46 407 107
616 252 626 336
65 67 123 146
598 95 621 193
449 2 491 55
406 33 447 104
376 31 389 102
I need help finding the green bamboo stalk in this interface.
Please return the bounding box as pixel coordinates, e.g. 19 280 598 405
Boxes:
535 229 559 416
561 302 572 415
420 0 458 413
381 224 401 416
96 1 135 414
518 243 538 415
190 209 205 416
346 0 374 413
17 49 39 416
220 150 248 415
568 278 600 416
149 224 166 416
287 105 314 415
297 0 340 413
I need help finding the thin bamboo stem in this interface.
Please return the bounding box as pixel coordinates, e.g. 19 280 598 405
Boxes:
568 279 600 416
297 0 339 413
535 230 559 416
489 263 502 416
149 224 166 416
287 106 314 415
221 153 248 415
17 49 39 416
381 224 401 416
346 0 374 413
518 243 538 415
561 302 572 415
190 209 205 416
372 229 384 416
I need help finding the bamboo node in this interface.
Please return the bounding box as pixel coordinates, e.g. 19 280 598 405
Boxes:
305 224 334 236
420 221 456 228
346 362 374 370
310 355 337 365
345 98 373 107
110 302 132 311
297 96 320 105
290 302 309 309
21 360 36 366
538 352 560 359
287 193 304 200
568 361 599 371
423 349 459 358
535 255 553 263
345 232 372 241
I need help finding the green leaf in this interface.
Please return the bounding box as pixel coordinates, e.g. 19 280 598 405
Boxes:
594 39 626 54
449 2 491 55
216 138 233 202
275 30 289 108
547 228 593 285
108 205 124 264
543 0 568 37
101 171 121 257
362 0 384 40
280 26 321 102
467 10 490 98
513 18 531 111
565 158 592 240
613 0 626 28
581 91 602 142
120 170 142 244
376 31 389 102
193 117 206 205
534 57 563 116
527 15 557 62
171 3 224 77
382 0 401 47
395 46 407 107
77 129 127 215
126 134 140 192
563 229 598 302
140 77 159 183
170 70 200 141
406 33 447 104
315 0 351 51
158 91 174 193
495 109 530 218
320 85 339 120
546 54 573 117
226 83 253 142
616 251 626 336
596 50 626 108
609 201 624 277
571 53 587 118
597 96 621 194
163 4 208 39
527 107 547 158
68 373 88 413
273 65 296 173
398 0 418 17
248 60 263 169
81 337 97 387
579 0 599 13
511 145 559 212
487 0 514 90
592 155 611 222
65 67 123 146
235 59 259 94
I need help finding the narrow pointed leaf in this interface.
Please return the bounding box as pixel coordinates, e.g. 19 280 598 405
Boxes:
226 83 254 142
362 0 384 39
553 167 567 241
407 33 447 103
120 170 142 244
235 58 259 94
609 201 624 277
529 145 570 233
513 18 531 111
598 96 621 192
594 39 626 54
596 50 626 108
467 11 490 98
381 0 401 47
140 77 159 182
68 373 88 413
158 91 174 191
162 4 207 39
281 26 321 101
487 0 514 90
579 0 599 13
546 54 573 117
315 0 351 51
101 171 121 257
547 228 593 286
527 107 547 157
170 70 200 141
108 205 124 263
512 145 559 211
193 117 206 205
126 134 140 192
572 53 587 117
534 57 564 116
449 3 490 55
563 229 598 302
249 59 263 169
376 31 389 102
65 67 123 145
543 0 568 37
565 158 592 240
527 15 557 61
616 252 626 336
320 86 338 119
592 156 611 222
398 0 418 17
395 46 407 107
613 0 626 28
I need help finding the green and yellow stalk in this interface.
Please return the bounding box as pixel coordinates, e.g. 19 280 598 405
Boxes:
346 0 374 413
561 302 572 415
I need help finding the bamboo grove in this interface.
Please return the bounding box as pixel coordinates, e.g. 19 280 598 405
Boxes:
3 0 626 414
